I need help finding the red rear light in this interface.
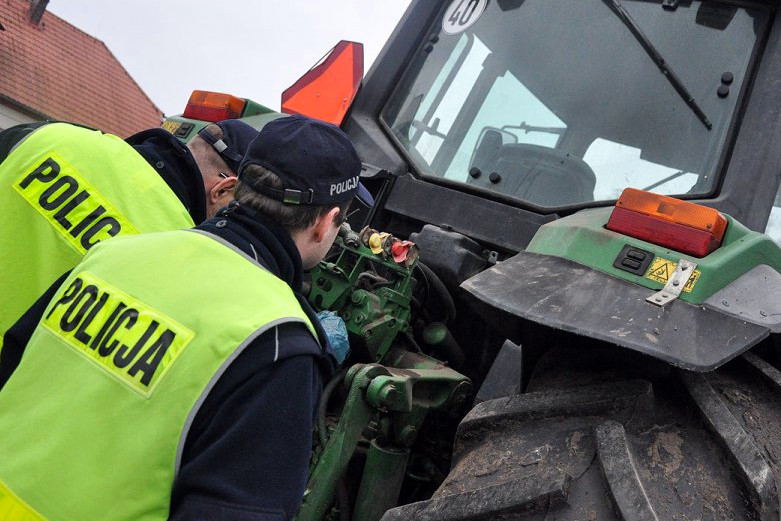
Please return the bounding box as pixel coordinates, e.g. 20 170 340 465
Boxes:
606 188 727 257
182 90 246 122
281 41 364 126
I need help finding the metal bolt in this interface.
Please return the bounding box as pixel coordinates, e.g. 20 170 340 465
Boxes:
655 297 662 303
452 391 467 408
398 426 418 446
383 385 398 405
722 299 730 307
681 266 688 271
672 279 680 287
450 381 473 409
760 310 768 317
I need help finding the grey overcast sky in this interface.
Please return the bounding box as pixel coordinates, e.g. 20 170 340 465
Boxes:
47 1 413 117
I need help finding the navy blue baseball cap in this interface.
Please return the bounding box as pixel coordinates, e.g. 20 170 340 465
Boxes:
198 119 259 173
238 115 372 206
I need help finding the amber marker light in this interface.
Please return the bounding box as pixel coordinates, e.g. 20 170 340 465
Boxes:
182 90 246 122
606 188 727 258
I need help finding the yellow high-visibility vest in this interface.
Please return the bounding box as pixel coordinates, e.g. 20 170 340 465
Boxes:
0 229 318 521
0 122 195 352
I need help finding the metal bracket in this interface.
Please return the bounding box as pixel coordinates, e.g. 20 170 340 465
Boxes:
662 0 679 10
646 259 697 307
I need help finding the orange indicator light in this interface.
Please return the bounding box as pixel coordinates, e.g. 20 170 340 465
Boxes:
606 188 727 258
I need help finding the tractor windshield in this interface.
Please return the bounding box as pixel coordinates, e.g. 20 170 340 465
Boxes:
381 0 767 208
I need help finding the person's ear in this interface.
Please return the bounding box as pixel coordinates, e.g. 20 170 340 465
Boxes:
208 176 237 204
312 207 341 243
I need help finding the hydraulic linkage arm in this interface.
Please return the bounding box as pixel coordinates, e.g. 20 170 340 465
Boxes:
294 351 472 521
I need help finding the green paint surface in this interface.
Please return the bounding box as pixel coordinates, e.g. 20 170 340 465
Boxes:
526 207 781 304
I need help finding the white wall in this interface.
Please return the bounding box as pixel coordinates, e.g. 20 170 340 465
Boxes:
0 102 40 130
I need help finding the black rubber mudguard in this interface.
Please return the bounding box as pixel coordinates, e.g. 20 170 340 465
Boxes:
460 251 769 371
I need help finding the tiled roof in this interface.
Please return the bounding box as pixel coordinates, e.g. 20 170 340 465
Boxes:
0 0 162 137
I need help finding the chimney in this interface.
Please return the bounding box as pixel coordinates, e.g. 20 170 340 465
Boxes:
29 0 48 25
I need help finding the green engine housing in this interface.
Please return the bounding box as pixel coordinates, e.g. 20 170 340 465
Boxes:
308 233 417 362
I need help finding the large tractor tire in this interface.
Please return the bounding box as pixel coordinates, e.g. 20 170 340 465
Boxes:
381 347 781 521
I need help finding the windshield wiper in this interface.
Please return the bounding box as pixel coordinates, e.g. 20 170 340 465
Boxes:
602 0 713 130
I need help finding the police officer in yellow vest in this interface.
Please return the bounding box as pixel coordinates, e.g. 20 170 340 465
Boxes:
0 119 258 358
0 115 366 521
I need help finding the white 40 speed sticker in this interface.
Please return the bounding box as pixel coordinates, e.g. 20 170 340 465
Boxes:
442 0 488 35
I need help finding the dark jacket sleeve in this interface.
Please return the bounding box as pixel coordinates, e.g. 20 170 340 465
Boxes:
0 271 70 390
0 122 50 163
169 322 324 521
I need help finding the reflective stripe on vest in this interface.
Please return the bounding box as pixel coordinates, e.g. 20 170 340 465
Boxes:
0 123 195 352
0 479 44 521
0 230 317 521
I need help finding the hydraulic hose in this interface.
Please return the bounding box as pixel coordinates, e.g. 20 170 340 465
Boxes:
317 368 348 448
417 261 456 325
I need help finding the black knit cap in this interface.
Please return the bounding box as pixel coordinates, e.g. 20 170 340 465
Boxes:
198 119 259 173
238 115 366 206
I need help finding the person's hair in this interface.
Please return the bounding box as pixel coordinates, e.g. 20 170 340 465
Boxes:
187 123 230 175
236 163 350 233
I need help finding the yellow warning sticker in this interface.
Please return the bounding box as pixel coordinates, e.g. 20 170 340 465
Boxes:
644 256 700 293
161 121 180 134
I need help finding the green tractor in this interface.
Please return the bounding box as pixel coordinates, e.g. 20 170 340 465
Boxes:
166 0 781 519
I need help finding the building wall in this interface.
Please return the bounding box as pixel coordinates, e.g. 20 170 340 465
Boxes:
0 0 163 137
